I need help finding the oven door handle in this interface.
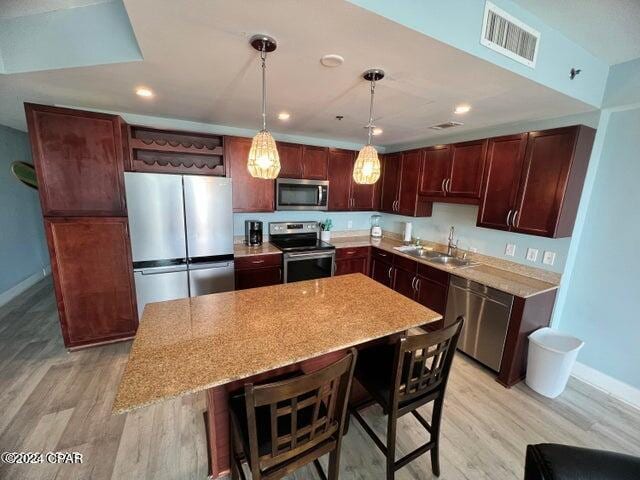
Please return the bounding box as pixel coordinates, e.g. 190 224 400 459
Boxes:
287 251 334 259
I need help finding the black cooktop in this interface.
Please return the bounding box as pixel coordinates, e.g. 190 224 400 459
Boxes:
269 233 335 252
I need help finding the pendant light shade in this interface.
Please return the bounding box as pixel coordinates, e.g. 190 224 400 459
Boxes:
247 34 280 179
248 130 280 179
353 69 384 185
353 145 381 184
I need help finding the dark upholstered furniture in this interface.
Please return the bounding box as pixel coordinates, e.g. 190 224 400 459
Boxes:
525 443 640 480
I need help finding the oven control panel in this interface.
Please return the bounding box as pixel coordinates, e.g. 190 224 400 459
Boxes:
269 221 319 235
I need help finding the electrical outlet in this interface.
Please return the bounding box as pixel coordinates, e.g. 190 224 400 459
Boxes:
526 248 539 262
469 247 478 253
543 251 556 266
347 220 353 230
505 243 516 257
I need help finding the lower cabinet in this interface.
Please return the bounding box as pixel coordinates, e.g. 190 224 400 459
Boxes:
369 247 449 330
334 246 370 276
234 254 283 290
45 217 138 349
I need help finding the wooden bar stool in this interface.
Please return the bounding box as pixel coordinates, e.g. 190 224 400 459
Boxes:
350 317 464 479
229 349 357 480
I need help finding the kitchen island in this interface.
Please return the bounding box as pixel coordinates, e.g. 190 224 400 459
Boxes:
113 273 442 477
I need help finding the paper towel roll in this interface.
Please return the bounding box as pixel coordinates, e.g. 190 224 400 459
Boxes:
404 222 412 242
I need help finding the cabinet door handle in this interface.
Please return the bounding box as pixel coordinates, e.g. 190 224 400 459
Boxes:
411 276 417 291
346 250 356 255
441 179 447 193
251 259 265 264
387 266 393 279
445 178 451 193
506 209 513 227
278 267 282 280
512 210 519 228
378 252 388 257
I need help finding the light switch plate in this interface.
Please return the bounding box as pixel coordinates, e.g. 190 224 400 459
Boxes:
505 243 516 257
543 251 556 266
347 220 353 229
526 248 539 262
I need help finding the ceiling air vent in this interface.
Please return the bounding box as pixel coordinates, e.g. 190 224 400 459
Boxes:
429 121 464 131
481 1 540 68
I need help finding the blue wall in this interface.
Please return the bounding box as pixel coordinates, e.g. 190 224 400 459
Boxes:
554 105 640 389
0 125 49 296
234 211 376 237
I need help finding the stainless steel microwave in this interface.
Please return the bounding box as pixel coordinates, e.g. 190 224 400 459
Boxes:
276 178 329 211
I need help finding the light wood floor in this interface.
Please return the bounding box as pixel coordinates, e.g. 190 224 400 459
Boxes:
1 278 639 480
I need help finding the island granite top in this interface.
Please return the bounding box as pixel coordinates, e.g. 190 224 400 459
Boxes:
113 273 441 414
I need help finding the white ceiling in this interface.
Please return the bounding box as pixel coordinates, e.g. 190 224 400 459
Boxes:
0 0 113 19
0 0 595 146
512 0 640 66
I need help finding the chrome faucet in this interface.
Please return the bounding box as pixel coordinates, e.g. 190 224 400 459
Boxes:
447 226 459 256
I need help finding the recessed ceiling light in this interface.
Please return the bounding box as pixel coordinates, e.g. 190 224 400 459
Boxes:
136 87 154 98
278 112 290 121
320 54 344 67
372 127 383 136
454 104 471 114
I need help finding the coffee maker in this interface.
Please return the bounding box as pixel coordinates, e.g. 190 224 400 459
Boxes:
244 220 263 246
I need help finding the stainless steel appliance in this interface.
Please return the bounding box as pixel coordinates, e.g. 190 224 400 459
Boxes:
276 178 328 211
269 221 335 283
244 220 263 246
444 276 514 371
125 173 234 316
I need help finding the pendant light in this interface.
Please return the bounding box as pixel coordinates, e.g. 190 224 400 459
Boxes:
353 69 384 185
247 34 281 179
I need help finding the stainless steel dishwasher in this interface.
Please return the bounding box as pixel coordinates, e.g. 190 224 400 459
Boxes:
444 276 514 372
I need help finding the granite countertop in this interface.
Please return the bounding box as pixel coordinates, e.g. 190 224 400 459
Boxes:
234 242 282 257
332 236 559 298
113 273 441 414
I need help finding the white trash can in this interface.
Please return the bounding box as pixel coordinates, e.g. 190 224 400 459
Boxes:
526 327 584 398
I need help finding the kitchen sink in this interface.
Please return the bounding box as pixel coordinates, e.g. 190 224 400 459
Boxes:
403 248 474 268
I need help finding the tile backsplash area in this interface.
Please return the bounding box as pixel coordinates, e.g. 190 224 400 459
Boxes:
233 211 377 237
381 203 571 273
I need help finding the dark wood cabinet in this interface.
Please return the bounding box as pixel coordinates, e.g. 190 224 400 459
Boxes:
25 103 127 217
277 142 304 178
418 145 450 197
335 247 370 276
301 146 328 180
234 254 283 290
45 217 138 348
392 256 417 300
419 140 487 203
477 134 528 231
226 136 275 212
380 154 402 213
370 248 394 287
448 140 487 198
415 264 450 330
327 149 354 211
327 149 380 211
381 153 432 217
477 126 595 238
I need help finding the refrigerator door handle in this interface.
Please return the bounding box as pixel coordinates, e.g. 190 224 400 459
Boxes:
188 261 234 271
136 265 188 275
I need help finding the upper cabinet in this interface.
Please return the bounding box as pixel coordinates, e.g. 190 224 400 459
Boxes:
301 145 328 179
478 126 595 238
418 139 487 202
327 148 380 211
25 103 127 217
277 142 304 178
381 151 432 217
225 136 275 212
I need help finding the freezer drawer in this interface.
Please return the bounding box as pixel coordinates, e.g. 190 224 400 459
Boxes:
188 261 235 297
444 276 514 372
125 173 186 263
183 176 233 258
133 265 189 319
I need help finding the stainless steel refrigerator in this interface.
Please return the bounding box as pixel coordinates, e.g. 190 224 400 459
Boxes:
124 173 234 317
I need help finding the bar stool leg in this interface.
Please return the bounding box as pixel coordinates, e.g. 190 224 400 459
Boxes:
386 412 398 480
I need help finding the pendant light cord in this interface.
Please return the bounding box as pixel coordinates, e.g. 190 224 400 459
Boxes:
367 78 376 145
261 42 267 131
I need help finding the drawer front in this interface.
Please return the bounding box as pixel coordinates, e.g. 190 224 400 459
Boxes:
393 254 417 273
417 263 450 286
335 246 369 260
371 247 393 264
235 254 282 270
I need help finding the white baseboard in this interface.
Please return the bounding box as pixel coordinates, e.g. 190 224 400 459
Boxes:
572 361 640 410
0 266 51 307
